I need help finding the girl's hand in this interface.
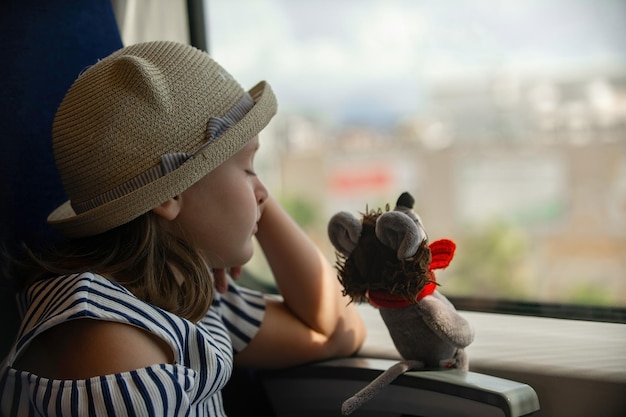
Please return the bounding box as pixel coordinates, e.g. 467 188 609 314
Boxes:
212 267 243 293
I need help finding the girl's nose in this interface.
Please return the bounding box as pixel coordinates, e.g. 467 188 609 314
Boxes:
256 178 268 205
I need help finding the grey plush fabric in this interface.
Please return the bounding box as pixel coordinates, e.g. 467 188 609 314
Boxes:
328 192 474 415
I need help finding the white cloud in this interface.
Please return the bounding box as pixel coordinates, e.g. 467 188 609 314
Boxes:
206 0 626 123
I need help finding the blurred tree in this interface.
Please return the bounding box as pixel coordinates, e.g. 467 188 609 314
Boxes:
442 220 532 299
566 282 616 306
278 195 319 229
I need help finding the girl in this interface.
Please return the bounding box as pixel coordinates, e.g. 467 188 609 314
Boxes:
0 41 366 416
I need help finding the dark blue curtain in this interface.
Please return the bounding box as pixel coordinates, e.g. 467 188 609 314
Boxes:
0 0 123 358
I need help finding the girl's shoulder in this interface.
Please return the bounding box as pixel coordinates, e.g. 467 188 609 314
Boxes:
11 312 175 379
14 273 189 361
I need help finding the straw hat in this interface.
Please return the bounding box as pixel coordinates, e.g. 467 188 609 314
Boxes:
47 41 277 239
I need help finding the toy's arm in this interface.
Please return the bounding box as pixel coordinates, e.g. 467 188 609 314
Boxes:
417 294 475 348
430 289 456 310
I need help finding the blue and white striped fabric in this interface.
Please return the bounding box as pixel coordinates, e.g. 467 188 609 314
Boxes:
0 272 266 416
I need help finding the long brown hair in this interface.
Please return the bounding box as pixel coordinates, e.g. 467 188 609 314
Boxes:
4 212 213 323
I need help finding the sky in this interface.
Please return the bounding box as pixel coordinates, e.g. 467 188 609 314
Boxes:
206 0 626 126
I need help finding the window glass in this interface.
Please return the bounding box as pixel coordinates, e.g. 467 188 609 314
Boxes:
206 0 626 312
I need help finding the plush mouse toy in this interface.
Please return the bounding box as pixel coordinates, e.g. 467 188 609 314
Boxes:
328 192 474 415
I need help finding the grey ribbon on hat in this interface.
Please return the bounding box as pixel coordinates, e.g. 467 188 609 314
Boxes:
161 92 255 175
72 93 255 214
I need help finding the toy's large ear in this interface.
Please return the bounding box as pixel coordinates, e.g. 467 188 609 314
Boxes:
328 211 362 257
375 211 426 259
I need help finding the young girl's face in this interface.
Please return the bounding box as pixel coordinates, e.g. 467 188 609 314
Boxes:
173 136 268 270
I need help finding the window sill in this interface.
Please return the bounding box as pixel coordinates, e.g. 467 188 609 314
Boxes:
356 304 626 417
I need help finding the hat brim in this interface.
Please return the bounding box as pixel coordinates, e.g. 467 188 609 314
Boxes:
48 81 277 239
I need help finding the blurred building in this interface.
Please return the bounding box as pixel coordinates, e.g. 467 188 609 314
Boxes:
264 69 626 305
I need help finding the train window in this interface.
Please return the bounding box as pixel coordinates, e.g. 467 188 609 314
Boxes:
205 0 626 321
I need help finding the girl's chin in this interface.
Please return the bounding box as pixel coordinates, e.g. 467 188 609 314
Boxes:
226 251 254 271
209 244 254 267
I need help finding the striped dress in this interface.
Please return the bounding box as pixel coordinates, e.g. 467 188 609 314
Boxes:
0 272 266 416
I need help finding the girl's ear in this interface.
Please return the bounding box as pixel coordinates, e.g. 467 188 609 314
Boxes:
152 196 182 221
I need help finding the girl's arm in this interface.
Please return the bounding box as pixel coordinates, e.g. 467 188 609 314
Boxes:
234 196 366 367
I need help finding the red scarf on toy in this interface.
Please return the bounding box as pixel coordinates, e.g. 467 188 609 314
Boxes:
367 239 456 308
